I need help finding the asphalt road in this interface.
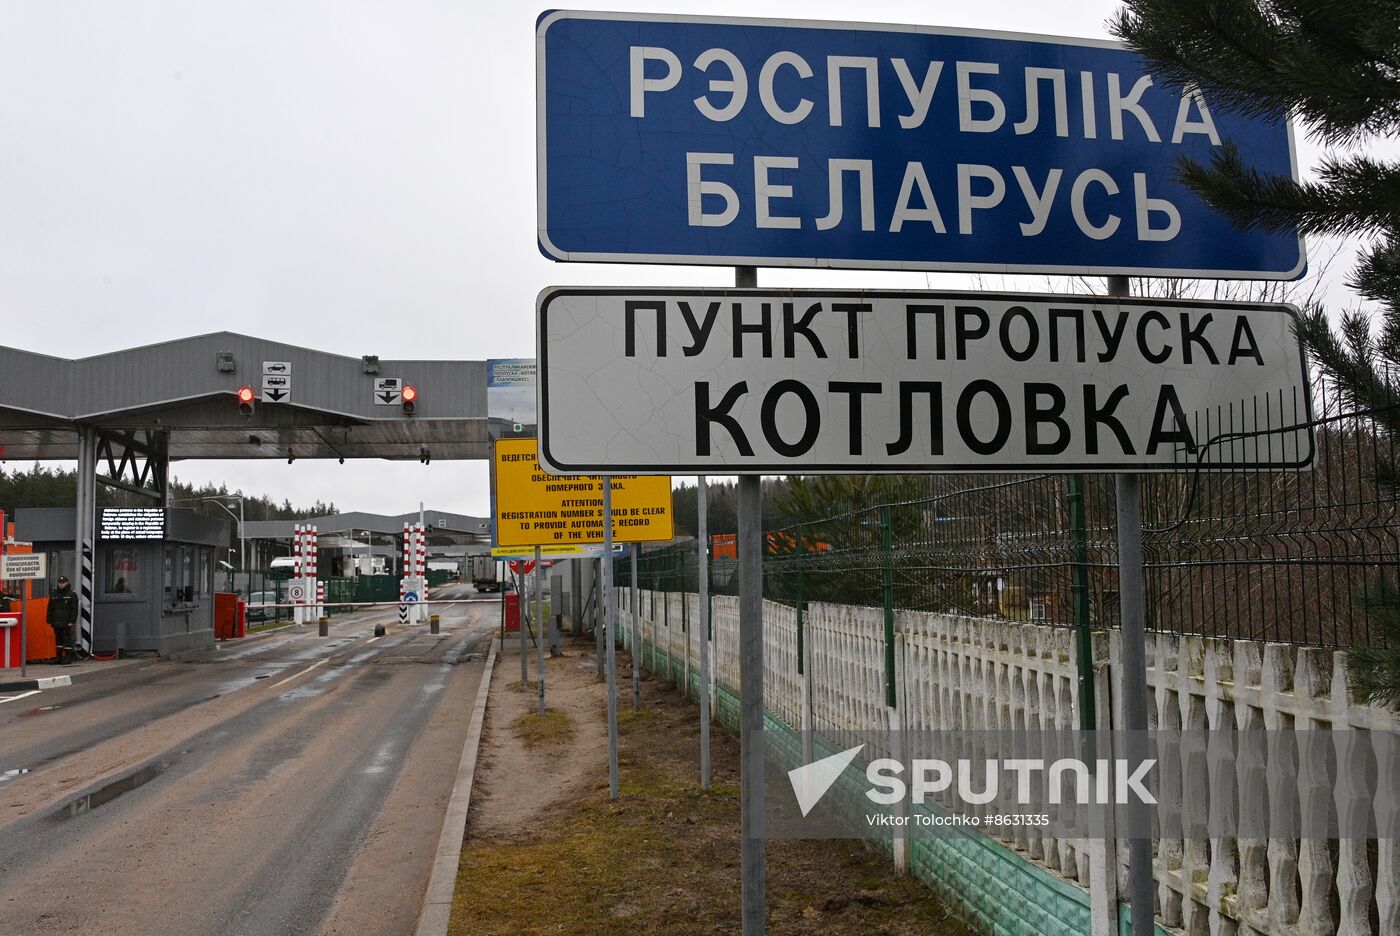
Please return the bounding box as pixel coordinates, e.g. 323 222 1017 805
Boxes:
0 585 497 936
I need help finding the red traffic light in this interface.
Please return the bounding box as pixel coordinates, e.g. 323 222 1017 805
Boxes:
237 386 255 416
401 385 417 415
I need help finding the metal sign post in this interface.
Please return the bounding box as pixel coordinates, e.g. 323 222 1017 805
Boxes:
550 573 563 657
1108 275 1154 936
519 564 529 689
602 479 619 800
535 545 546 714
734 266 766 936
630 542 641 712
697 477 711 790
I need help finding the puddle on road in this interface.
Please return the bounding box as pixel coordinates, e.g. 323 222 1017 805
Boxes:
0 768 30 784
51 762 166 821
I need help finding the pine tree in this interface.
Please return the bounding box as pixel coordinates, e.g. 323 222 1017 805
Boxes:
1113 0 1400 704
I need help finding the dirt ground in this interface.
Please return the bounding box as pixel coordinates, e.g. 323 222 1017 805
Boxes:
449 636 976 936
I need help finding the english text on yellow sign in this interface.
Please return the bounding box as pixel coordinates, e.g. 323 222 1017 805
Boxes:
493 438 674 547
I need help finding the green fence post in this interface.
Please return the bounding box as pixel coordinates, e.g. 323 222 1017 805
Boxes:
664 549 673 682
1068 475 1097 737
706 538 713 641
881 505 896 709
795 534 805 676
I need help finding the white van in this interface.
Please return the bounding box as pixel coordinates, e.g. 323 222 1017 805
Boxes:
269 557 303 572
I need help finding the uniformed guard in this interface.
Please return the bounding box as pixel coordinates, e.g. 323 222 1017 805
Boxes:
46 575 78 664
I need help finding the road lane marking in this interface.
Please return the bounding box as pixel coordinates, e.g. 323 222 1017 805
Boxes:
366 636 383 644
267 658 329 690
0 690 42 705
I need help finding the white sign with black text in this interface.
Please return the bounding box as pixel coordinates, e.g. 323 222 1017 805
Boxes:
1 553 46 580
537 289 1313 474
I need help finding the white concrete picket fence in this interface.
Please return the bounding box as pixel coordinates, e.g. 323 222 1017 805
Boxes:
617 588 1400 936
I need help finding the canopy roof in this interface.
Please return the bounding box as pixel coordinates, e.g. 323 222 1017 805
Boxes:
0 333 491 461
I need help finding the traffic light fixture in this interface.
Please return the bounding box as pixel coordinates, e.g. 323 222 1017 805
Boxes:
237 386 255 417
401 385 417 416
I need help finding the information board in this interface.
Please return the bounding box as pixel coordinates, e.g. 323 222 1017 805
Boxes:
99 508 167 540
537 11 1302 278
537 288 1313 473
0 553 46 580
493 438 674 547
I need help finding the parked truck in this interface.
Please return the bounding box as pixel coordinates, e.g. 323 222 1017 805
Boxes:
470 555 501 593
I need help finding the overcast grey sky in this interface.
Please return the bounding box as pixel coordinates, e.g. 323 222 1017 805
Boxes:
0 2 1373 517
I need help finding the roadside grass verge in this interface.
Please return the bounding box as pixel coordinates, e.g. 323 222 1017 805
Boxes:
513 709 575 748
449 653 975 936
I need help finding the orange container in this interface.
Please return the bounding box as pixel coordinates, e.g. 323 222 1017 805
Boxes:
25 598 55 662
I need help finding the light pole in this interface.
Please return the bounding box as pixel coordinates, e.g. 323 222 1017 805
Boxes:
172 495 247 571
199 497 245 572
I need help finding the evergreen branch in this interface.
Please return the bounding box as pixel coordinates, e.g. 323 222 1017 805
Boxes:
1113 0 1400 143
1176 145 1400 236
1348 582 1400 708
1295 304 1400 414
1354 236 1400 314
1350 643 1400 707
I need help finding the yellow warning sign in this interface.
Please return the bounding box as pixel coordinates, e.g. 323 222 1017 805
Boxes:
489 545 619 558
493 438 674 547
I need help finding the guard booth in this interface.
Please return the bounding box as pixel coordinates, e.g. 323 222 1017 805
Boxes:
16 507 230 658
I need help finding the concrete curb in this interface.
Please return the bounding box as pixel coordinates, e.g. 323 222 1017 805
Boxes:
414 635 499 936
0 674 72 692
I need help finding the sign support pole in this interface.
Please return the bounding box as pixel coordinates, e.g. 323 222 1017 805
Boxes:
603 478 619 800
630 542 640 712
520 563 529 689
697 476 711 790
536 545 546 714
1108 274 1154 936
594 558 604 682
734 264 766 936
1 520 13 678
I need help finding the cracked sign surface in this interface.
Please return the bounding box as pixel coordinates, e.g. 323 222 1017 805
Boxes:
536 287 1312 474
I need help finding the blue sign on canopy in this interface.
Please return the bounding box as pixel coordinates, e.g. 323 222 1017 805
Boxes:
536 12 1303 279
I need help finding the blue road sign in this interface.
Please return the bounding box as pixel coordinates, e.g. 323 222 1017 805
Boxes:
537 12 1303 279
403 592 419 604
